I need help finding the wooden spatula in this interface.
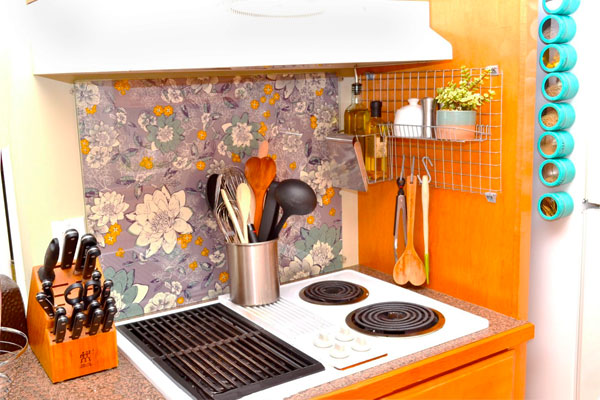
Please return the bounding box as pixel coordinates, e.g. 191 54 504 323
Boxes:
393 176 426 286
245 157 276 229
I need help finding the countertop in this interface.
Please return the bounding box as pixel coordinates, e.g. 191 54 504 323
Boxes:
5 265 529 399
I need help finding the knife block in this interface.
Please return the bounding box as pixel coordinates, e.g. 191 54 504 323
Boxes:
26 263 118 383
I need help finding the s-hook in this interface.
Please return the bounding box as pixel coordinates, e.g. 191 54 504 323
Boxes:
422 156 433 182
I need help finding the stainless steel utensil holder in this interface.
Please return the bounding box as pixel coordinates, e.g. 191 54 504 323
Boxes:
226 239 280 306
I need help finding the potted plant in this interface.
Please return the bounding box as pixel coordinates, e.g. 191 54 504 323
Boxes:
434 66 495 140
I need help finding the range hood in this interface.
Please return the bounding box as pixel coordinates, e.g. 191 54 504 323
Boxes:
27 0 452 78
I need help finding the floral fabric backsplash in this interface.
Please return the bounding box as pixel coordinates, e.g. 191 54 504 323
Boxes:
74 74 342 321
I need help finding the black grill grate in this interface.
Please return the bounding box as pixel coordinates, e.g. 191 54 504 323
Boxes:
118 303 324 400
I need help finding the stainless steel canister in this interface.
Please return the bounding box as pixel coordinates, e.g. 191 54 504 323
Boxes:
421 97 436 138
226 239 280 306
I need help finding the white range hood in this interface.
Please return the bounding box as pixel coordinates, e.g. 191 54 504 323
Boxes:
27 0 452 77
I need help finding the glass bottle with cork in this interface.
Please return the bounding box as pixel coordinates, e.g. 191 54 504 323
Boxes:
365 100 388 180
343 82 370 158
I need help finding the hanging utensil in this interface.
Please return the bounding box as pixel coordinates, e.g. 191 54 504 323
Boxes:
269 179 317 240
422 175 430 284
215 202 238 243
245 157 277 229
206 174 219 210
393 177 407 261
393 176 426 286
258 140 269 158
236 183 252 243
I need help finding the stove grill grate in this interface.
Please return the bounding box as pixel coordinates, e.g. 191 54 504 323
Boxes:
118 303 324 400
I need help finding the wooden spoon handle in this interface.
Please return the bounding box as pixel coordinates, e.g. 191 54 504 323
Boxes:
253 188 267 228
422 176 429 254
405 176 417 249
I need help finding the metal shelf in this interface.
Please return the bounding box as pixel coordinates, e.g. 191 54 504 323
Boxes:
358 66 503 199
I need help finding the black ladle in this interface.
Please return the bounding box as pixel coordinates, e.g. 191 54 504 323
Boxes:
206 174 219 210
269 179 317 240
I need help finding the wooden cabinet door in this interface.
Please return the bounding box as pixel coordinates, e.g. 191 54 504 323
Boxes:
382 350 516 399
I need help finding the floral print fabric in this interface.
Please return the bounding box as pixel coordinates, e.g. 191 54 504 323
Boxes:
75 74 343 320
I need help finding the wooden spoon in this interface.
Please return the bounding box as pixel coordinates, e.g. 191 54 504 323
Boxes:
245 157 277 229
258 140 269 158
236 182 252 243
393 176 426 286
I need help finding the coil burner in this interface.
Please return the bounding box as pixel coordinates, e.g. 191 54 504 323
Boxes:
346 302 445 337
300 280 369 305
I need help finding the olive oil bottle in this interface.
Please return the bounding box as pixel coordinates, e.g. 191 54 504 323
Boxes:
344 83 370 166
365 100 388 180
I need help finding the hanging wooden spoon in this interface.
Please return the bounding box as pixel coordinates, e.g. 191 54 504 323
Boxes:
393 176 426 286
245 156 277 229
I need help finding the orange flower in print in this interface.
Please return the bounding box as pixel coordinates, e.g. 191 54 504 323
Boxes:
85 105 97 114
289 162 297 170
315 88 324 96
153 105 164 116
139 156 153 169
201 248 210 257
307 216 315 225
322 196 331 206
197 130 207 140
326 187 335 197
232 153 241 163
109 223 122 236
196 160 206 170
260 96 267 103
219 272 229 283
104 233 116 246
269 98 276 105
263 84 273 95
163 105 173 117
177 297 185 304
189 261 198 270
114 79 131 95
258 122 267 136
273 93 280 100
329 208 336 216
195 236 204 246
263 110 271 119
250 100 260 110
115 248 125 258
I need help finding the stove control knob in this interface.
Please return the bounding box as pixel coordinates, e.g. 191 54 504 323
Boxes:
313 332 333 348
335 327 354 342
351 336 371 352
329 343 349 359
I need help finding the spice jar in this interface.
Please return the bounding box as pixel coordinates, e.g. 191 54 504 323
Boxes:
538 192 574 221
542 72 579 101
538 102 575 131
539 15 576 44
540 44 577 73
539 158 576 187
543 0 580 16
538 131 574 158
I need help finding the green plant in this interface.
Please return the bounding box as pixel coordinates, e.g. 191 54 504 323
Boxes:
435 66 495 111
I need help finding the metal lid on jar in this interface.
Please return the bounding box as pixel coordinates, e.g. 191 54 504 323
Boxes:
351 83 363 95
370 101 382 118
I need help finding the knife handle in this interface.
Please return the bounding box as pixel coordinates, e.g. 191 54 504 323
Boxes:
103 297 115 313
88 309 104 336
54 315 69 343
36 293 55 318
60 229 79 269
74 234 97 273
42 280 54 305
82 246 101 280
86 300 101 327
91 269 102 282
54 307 67 334
70 303 84 330
102 305 117 332
100 280 113 306
70 312 86 340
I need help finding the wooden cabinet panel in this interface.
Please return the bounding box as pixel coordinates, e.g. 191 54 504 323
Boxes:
382 350 516 399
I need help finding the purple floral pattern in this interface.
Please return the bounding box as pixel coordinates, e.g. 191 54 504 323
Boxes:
74 74 342 320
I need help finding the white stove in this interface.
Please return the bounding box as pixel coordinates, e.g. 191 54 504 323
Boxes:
117 269 489 399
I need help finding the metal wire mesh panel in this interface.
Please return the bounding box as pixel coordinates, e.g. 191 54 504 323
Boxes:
358 66 503 197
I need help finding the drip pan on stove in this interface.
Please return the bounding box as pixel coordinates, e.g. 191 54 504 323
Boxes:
300 280 368 305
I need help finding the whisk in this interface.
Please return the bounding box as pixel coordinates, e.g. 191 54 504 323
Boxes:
215 201 243 244
222 167 247 202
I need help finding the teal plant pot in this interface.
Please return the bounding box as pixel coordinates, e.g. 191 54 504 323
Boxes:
538 131 574 158
539 158 575 187
539 15 576 44
435 110 476 140
540 44 577 72
542 0 580 15
538 103 575 131
542 72 579 101
538 192 574 221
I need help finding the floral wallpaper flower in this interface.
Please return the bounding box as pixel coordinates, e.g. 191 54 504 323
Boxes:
75 73 342 320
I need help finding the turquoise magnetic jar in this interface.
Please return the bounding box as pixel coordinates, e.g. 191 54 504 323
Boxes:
540 44 577 72
542 72 579 101
539 158 575 187
538 192 574 220
538 131 574 158
538 103 575 131
539 15 576 44
542 0 580 15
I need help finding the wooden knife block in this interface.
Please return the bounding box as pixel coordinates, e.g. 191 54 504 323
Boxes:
26 263 118 383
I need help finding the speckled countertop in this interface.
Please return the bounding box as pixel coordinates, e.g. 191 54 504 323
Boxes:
5 266 529 400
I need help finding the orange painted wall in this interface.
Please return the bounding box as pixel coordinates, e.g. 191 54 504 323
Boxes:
358 0 538 321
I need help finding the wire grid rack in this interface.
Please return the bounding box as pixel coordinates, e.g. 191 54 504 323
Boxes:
358 66 503 198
